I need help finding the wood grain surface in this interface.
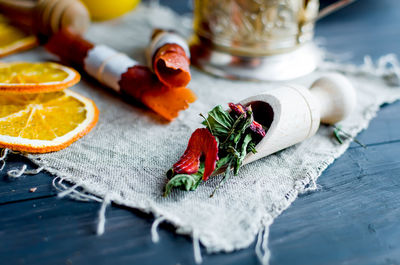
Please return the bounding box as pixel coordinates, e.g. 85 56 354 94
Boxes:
1 0 400 264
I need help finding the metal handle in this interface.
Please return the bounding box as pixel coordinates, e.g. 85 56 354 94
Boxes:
316 0 356 21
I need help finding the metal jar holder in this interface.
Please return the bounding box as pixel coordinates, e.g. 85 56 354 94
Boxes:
190 0 355 81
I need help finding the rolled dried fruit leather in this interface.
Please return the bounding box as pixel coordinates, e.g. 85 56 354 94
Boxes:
148 29 191 88
45 28 196 121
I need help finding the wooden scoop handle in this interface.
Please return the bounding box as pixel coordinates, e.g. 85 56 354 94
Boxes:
310 73 356 124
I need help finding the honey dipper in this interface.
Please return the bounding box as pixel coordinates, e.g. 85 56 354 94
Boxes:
0 0 90 36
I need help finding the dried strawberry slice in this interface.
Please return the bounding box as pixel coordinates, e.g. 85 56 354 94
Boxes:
173 128 219 181
250 120 266 137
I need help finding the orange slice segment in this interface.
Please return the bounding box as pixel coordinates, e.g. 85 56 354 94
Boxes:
0 89 99 153
0 62 81 93
0 15 37 57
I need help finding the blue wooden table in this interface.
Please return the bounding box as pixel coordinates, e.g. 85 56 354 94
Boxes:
1 1 400 264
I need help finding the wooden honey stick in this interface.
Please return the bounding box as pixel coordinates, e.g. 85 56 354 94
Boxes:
0 0 90 35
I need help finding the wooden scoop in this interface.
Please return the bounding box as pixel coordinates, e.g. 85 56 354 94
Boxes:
0 0 90 35
240 73 356 165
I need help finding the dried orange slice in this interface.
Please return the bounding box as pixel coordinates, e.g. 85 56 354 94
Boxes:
0 89 99 153
0 62 80 93
0 15 37 57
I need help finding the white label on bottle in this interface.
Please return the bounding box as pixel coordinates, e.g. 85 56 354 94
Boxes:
84 45 138 92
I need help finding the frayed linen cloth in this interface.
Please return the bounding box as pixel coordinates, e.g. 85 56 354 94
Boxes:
3 4 400 264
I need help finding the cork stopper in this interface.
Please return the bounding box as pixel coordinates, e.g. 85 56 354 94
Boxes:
35 0 90 35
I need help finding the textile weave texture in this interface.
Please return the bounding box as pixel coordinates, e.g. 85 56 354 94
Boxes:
5 4 400 264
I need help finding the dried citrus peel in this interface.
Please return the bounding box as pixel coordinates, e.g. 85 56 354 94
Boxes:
0 89 99 153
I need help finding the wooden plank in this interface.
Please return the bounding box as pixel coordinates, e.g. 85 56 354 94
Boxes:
1 140 400 265
348 101 400 148
316 0 400 63
0 154 56 205
269 141 400 265
0 196 257 265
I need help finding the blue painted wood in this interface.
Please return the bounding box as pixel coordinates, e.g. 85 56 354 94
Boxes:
270 141 400 265
347 102 400 149
1 0 400 265
316 0 400 64
0 154 56 204
2 140 400 265
0 196 258 265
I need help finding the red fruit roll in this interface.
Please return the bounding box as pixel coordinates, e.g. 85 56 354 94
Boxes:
46 28 196 121
148 29 191 88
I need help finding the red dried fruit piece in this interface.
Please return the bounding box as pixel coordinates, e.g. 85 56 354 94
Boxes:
153 44 191 88
228 102 247 118
45 28 94 66
173 128 219 181
141 86 197 121
250 120 266 137
119 66 196 121
229 102 266 137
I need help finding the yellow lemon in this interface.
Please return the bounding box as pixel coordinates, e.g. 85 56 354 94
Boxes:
81 0 141 21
